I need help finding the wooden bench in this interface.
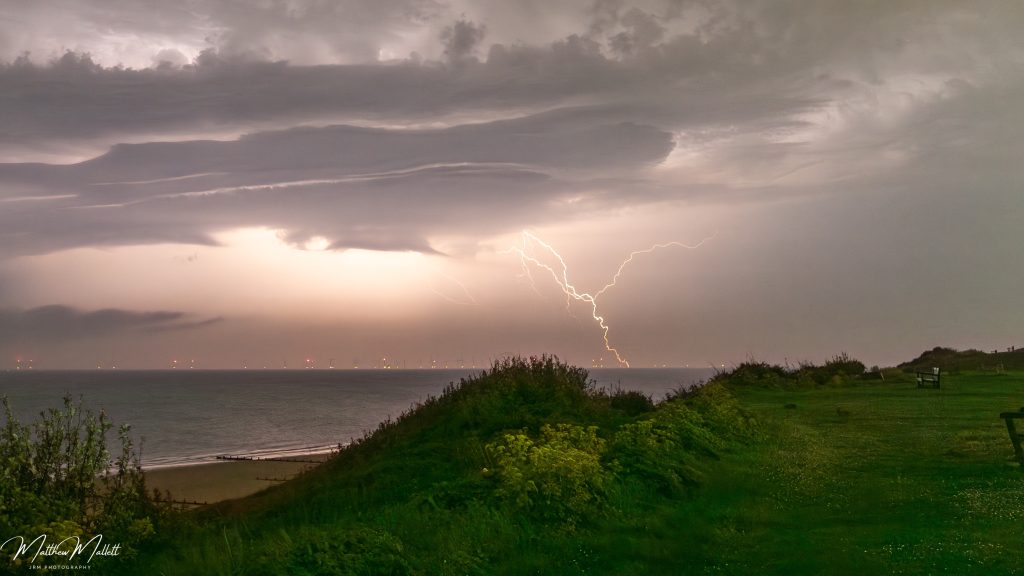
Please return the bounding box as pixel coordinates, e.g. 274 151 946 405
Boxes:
1000 409 1024 467
916 367 940 388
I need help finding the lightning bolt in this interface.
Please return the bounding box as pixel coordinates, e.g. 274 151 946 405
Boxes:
504 230 716 367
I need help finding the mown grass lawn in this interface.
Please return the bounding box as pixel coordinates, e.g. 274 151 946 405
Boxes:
680 371 1024 574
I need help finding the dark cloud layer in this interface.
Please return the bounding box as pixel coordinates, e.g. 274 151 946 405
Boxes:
3 0 904 156
0 305 222 345
0 1 1022 367
0 110 674 256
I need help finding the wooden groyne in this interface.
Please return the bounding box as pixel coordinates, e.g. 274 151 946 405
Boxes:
215 454 325 464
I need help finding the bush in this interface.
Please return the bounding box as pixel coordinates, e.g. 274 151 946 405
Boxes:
793 353 866 385
486 423 609 525
722 362 790 387
610 382 757 497
0 394 159 568
95 424 162 555
679 382 759 441
714 354 871 389
823 352 866 376
607 389 655 415
351 356 594 451
0 394 110 535
611 419 699 496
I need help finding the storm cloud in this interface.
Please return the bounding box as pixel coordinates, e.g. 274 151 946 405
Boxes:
0 110 675 256
0 305 222 344
0 1 1021 367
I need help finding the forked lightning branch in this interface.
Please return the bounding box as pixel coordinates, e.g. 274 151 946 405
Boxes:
504 231 715 368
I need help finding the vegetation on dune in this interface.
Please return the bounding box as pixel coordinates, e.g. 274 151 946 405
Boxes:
721 352 867 388
0 395 162 571
112 356 758 575
899 345 1024 372
5 352 1024 574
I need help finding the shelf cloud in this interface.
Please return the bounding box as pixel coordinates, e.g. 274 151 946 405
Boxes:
0 1 1022 367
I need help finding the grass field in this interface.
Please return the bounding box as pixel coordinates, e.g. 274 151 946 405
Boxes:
678 370 1024 574
105 363 1024 574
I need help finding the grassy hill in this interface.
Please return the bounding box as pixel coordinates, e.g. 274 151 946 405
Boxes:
899 346 1024 372
24 353 1024 574
120 357 756 575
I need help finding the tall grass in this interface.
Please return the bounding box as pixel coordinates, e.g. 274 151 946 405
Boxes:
67 353 1022 575
113 356 754 575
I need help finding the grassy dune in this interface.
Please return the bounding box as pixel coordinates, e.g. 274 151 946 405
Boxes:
118 357 755 575
113 359 1024 575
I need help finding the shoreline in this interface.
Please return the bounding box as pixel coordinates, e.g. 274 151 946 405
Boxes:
144 452 334 504
141 443 343 471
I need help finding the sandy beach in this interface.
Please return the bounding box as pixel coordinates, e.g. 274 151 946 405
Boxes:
144 453 333 504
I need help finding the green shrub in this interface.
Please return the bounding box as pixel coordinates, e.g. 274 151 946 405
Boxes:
486 423 609 525
95 424 162 556
715 354 869 388
679 382 758 441
823 352 866 376
655 402 722 456
345 356 595 454
0 395 110 535
607 389 655 415
0 394 159 569
794 353 866 385
610 382 757 497
721 362 790 387
611 419 699 496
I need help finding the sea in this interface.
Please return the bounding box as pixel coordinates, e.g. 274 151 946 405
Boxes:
0 368 715 469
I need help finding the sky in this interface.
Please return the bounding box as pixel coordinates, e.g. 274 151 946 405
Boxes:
0 0 1021 369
